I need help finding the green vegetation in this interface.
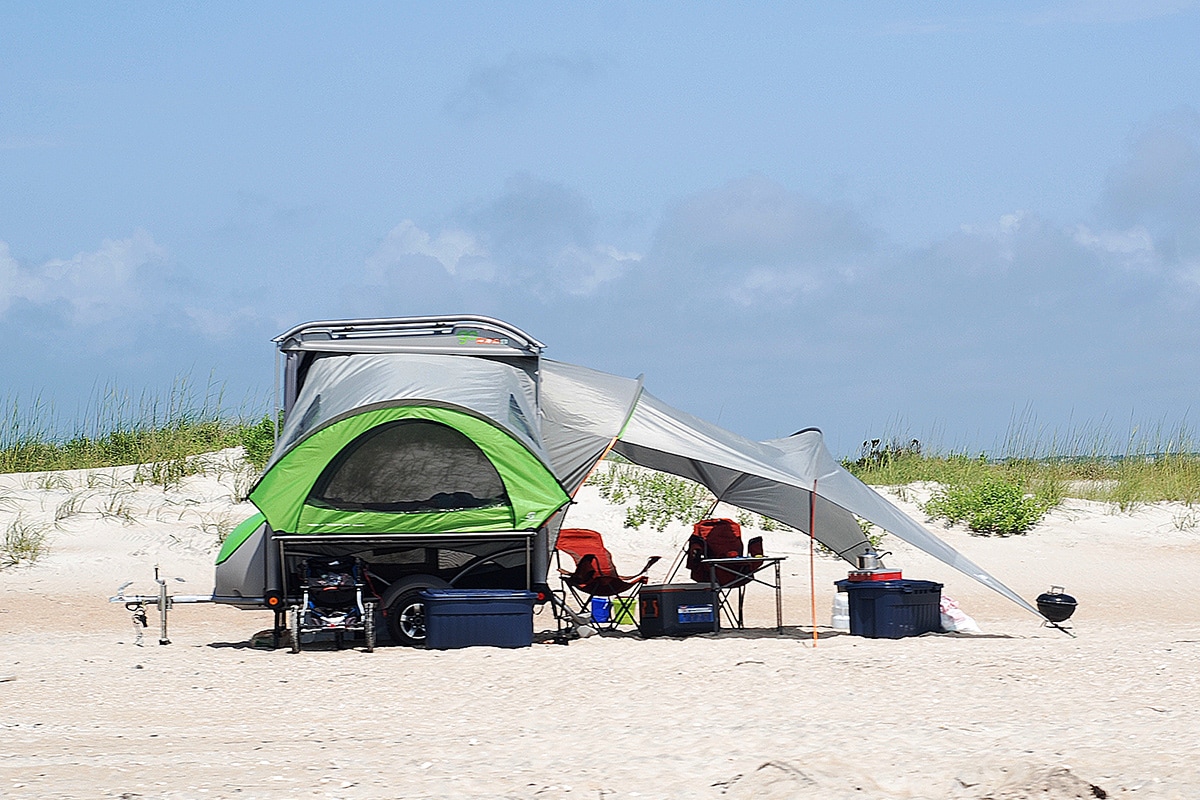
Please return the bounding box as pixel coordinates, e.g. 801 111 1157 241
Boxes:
587 462 792 533
2 515 50 567
847 425 1200 534
0 381 277 483
924 476 1055 536
588 463 715 531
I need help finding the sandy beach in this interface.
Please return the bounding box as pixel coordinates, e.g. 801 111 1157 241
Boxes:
2 456 1198 799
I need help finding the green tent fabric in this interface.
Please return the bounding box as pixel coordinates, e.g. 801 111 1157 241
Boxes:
248 405 569 535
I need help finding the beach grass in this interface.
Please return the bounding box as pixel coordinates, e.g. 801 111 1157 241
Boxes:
0 379 276 481
846 423 1200 511
2 515 50 567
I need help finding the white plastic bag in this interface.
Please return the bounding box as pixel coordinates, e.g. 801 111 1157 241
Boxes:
939 594 982 633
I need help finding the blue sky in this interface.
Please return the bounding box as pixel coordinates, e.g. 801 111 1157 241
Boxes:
3 2 1199 454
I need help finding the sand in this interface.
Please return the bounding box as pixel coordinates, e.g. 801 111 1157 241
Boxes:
2 454 1198 799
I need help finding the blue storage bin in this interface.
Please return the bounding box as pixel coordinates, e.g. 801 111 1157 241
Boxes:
833 579 942 639
421 589 537 649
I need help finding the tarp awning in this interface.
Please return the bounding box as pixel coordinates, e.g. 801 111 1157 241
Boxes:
539 360 1042 618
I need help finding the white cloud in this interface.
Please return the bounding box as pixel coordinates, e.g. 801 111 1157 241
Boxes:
368 177 641 299
0 241 37 314
366 220 490 278
728 267 822 307
0 231 165 323
1072 224 1157 271
649 174 877 303
552 244 642 296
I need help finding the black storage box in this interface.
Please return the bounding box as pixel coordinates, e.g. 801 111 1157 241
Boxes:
834 579 942 639
638 583 718 637
420 589 537 649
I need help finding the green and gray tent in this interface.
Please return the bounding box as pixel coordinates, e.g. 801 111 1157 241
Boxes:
249 353 568 537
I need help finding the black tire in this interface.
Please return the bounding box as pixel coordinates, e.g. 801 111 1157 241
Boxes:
289 606 301 654
387 589 430 646
364 601 377 653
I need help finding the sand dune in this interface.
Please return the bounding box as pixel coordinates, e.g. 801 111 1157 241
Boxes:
2 456 1198 798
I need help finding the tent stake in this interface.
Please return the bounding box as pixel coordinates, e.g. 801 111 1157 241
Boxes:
810 479 818 647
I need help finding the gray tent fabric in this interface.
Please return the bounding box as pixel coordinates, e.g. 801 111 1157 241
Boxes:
264 351 547 476
537 360 1043 619
538 360 643 494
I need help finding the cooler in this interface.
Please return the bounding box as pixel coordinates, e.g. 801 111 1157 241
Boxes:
637 583 717 637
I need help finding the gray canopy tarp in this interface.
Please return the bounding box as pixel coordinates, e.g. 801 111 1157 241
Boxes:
538 360 1043 619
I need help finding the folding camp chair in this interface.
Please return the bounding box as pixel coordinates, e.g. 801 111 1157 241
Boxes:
675 518 781 631
555 528 660 629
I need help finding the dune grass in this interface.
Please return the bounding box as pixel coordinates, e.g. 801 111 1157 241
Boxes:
0 379 277 481
846 423 1200 533
5 378 1197 541
1 515 50 567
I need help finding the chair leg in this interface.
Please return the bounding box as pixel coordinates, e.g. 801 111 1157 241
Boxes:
545 592 583 644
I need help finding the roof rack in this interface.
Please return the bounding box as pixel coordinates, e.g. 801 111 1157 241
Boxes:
273 315 545 357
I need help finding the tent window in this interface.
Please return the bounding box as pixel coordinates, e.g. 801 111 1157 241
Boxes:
309 420 509 513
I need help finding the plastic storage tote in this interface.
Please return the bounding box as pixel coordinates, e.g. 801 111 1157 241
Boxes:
833 579 942 639
420 589 538 649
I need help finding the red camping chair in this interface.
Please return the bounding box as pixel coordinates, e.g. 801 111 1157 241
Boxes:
555 528 660 629
682 518 768 628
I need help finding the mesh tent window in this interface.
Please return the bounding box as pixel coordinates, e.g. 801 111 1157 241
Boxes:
308 420 509 513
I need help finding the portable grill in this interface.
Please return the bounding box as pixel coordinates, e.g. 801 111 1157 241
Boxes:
1036 585 1077 637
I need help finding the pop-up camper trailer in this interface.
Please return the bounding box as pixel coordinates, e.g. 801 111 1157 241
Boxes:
213 315 1044 645
214 316 568 644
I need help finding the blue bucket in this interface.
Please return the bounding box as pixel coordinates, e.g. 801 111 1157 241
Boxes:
590 597 611 623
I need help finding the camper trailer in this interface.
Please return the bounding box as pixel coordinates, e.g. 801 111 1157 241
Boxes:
214 316 568 645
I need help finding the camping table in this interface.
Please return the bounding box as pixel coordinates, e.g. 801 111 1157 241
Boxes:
701 556 787 634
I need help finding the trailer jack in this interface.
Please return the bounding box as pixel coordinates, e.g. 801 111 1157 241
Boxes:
109 566 214 646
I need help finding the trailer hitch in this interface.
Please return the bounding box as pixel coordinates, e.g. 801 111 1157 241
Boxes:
109 566 214 646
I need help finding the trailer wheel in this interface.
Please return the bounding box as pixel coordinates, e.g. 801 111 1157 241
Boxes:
387 589 429 646
380 576 448 646
289 606 302 654
364 601 377 653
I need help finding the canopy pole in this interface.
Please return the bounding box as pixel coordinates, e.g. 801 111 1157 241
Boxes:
810 479 818 648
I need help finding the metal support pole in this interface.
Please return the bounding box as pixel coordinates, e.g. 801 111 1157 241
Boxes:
156 567 171 645
775 560 783 634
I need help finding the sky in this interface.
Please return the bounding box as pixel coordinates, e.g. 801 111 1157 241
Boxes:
3 2 1200 455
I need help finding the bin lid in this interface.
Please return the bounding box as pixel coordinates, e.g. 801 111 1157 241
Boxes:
642 583 714 592
420 589 538 601
835 579 943 592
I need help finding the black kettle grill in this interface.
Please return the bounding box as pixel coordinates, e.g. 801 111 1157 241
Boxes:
1036 585 1077 636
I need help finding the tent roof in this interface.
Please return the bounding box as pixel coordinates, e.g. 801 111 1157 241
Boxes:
265 351 548 474
249 351 569 535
